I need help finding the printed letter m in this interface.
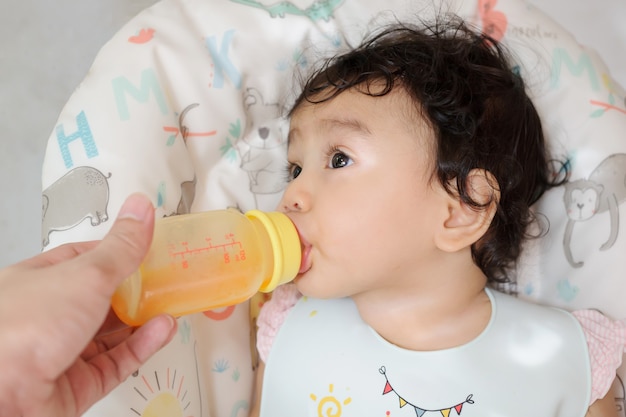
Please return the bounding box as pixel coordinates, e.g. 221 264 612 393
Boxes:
112 68 168 121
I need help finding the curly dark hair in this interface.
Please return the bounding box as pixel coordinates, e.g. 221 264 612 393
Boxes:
289 16 567 285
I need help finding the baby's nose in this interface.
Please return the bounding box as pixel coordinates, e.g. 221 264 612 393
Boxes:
279 183 308 213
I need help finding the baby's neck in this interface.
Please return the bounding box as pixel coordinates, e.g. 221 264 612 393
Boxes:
352 268 491 352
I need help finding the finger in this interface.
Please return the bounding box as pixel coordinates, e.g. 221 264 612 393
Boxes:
80 327 137 361
89 315 177 393
75 193 155 292
97 309 131 336
81 326 135 362
15 240 99 269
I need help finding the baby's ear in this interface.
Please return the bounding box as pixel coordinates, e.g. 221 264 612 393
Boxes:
434 169 500 253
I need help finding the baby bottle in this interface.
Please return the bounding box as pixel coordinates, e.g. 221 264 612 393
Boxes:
111 209 301 326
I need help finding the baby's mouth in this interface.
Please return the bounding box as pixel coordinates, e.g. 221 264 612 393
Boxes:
297 236 312 275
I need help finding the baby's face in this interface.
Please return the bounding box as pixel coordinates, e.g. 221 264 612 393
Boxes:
278 86 453 299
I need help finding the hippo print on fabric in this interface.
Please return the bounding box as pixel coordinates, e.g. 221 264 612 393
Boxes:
42 166 112 248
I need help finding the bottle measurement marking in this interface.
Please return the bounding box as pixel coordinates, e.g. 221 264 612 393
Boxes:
168 234 246 267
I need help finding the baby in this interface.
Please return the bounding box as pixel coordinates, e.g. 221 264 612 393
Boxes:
250 16 625 417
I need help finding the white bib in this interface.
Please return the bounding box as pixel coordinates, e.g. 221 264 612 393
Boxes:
261 288 591 417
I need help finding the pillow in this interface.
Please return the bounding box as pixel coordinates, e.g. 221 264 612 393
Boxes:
504 0 626 402
41 0 626 414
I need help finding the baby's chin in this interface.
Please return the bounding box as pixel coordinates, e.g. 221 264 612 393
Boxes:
293 274 311 295
294 273 322 298
294 273 348 300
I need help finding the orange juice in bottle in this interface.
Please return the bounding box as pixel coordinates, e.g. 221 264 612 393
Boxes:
111 209 300 326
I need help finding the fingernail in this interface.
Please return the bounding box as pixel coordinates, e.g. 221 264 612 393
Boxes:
117 193 153 222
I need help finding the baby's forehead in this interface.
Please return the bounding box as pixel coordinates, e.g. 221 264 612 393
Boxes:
290 82 423 118
286 86 434 150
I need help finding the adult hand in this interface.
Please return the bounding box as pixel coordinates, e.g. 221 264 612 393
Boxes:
0 193 177 417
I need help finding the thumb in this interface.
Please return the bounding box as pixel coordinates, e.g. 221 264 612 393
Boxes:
77 193 155 292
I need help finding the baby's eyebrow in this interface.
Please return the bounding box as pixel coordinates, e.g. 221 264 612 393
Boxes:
323 117 372 136
287 116 372 146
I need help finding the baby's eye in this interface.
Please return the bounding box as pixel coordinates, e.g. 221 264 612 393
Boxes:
329 152 353 169
286 163 302 181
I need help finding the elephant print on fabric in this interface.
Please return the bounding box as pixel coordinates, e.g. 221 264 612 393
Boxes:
563 153 626 268
42 166 111 247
